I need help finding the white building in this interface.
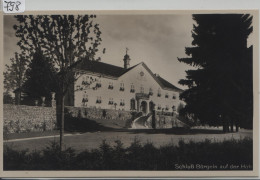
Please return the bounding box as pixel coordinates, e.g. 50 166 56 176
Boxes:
66 53 183 115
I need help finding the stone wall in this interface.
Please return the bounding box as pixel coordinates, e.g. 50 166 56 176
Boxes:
65 106 132 121
155 114 189 129
4 104 56 133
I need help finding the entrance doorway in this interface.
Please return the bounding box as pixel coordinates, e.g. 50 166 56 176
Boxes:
149 101 154 113
140 101 147 115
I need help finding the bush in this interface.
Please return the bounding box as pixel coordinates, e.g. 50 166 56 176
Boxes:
4 138 253 170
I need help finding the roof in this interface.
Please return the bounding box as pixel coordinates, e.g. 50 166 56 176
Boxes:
156 75 183 92
75 59 183 92
74 59 137 77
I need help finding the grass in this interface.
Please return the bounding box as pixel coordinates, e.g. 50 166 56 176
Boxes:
4 137 253 170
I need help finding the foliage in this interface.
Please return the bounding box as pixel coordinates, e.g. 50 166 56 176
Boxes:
178 14 253 130
14 15 103 96
4 138 253 170
13 15 104 150
177 102 185 114
22 50 58 105
3 92 13 104
4 52 29 104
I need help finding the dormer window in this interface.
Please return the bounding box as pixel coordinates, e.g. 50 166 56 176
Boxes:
130 84 135 93
120 83 124 91
108 82 113 89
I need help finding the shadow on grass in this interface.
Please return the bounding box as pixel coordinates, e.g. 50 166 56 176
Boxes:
64 116 115 133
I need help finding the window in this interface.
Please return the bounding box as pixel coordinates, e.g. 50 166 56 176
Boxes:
172 94 176 99
140 86 144 93
82 93 88 102
149 88 153 96
120 99 125 106
82 76 86 85
96 96 102 104
108 98 114 105
96 79 102 88
165 105 169 111
82 93 88 106
108 82 113 89
157 104 161 110
165 93 169 98
130 99 136 110
120 82 124 91
130 84 135 93
157 88 161 97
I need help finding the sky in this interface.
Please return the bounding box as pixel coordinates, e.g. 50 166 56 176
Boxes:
4 14 195 89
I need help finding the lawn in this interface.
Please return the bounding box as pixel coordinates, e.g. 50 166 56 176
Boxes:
4 128 253 153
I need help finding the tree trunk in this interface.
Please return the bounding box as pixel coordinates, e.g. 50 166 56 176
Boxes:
17 91 21 105
60 95 65 152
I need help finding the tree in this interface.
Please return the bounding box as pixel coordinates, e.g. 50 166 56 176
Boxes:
22 50 58 105
178 14 253 132
4 52 29 104
14 15 103 151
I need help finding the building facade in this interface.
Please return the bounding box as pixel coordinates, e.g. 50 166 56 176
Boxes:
70 53 183 115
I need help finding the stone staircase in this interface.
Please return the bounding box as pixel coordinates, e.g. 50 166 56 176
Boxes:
131 115 152 129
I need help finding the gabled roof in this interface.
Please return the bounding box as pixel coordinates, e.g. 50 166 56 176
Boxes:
141 62 183 92
75 59 183 92
73 59 138 78
156 75 183 92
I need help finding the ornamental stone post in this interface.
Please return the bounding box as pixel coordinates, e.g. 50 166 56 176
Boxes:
51 92 56 108
35 100 39 106
41 96 45 107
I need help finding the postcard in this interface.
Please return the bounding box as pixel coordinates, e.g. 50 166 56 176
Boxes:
0 9 259 177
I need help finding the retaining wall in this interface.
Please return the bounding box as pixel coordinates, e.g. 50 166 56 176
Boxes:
65 106 132 120
4 104 56 133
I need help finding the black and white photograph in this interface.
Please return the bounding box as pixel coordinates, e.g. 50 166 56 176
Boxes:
1 9 259 177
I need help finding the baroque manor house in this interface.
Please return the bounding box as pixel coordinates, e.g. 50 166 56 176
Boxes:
66 52 183 115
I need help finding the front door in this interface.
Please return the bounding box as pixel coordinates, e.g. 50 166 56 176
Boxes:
140 101 147 115
149 101 154 113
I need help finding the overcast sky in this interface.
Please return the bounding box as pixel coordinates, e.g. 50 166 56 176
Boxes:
4 14 195 89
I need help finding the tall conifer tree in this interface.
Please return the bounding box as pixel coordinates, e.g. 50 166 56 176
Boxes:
178 14 253 132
